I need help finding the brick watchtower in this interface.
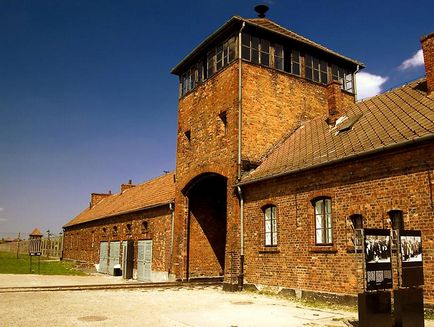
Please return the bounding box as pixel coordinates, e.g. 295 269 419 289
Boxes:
170 7 363 289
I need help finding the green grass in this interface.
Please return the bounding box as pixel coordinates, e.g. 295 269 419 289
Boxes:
0 251 87 275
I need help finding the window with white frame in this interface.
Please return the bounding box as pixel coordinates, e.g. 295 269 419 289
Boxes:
264 205 277 246
332 65 354 93
314 198 332 245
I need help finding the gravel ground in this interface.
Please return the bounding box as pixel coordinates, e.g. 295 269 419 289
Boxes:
0 275 432 327
1 285 357 327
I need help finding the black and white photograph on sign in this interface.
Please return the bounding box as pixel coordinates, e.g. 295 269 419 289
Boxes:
365 235 391 264
401 235 422 262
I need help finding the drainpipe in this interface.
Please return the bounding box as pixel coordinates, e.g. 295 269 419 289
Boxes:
353 64 360 101
237 22 246 180
168 202 175 277
237 186 244 291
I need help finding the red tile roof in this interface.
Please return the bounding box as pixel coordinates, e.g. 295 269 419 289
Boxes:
64 172 175 228
240 78 434 185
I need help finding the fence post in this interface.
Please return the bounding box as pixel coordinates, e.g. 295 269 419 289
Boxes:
16 232 20 259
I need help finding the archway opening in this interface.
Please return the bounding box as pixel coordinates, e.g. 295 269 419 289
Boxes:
185 173 227 279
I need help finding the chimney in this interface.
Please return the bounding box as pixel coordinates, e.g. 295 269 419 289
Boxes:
120 179 135 193
90 192 112 208
326 80 346 125
421 31 434 95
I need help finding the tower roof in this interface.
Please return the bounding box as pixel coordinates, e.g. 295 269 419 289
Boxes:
171 16 364 75
29 228 42 237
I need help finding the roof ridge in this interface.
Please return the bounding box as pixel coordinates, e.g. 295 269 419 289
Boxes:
247 18 317 46
135 171 175 188
243 17 364 67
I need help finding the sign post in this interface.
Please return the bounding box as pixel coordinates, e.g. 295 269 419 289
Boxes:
394 230 424 327
358 228 393 327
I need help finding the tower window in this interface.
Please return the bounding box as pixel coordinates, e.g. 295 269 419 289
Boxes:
273 44 284 71
241 33 281 69
305 55 328 84
332 65 354 93
291 50 300 75
184 130 191 143
180 35 237 97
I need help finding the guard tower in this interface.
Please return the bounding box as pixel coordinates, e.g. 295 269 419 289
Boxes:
171 6 363 288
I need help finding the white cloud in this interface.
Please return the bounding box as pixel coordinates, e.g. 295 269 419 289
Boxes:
356 71 389 100
0 208 3 212
399 49 424 70
0 218 7 222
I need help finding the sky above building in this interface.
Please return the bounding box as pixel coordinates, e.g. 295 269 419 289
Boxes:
0 0 433 238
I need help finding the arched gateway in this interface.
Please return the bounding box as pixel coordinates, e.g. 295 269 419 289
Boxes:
183 173 227 279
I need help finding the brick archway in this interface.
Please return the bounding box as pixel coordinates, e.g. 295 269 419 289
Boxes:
184 173 227 279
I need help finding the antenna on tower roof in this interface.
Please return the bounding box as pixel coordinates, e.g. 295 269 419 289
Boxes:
254 4 269 18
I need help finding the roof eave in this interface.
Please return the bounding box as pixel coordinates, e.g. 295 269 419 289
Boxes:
63 199 175 229
237 134 434 187
244 19 364 69
171 16 243 75
171 16 364 75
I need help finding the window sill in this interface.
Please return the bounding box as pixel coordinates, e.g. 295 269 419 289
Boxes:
259 246 280 254
346 246 363 253
309 245 337 253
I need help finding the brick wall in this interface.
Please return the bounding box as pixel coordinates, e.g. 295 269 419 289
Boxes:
172 60 355 284
242 141 434 304
241 63 355 164
173 62 240 280
63 205 173 275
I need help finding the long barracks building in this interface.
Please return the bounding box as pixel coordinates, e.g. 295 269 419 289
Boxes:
63 9 434 304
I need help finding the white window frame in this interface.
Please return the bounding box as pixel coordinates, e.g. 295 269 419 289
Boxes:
264 205 277 246
314 198 333 245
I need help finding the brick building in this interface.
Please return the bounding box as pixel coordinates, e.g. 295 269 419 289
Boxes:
64 173 176 281
64 9 434 304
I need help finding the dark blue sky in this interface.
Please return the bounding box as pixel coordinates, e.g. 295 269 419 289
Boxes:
1 0 433 237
